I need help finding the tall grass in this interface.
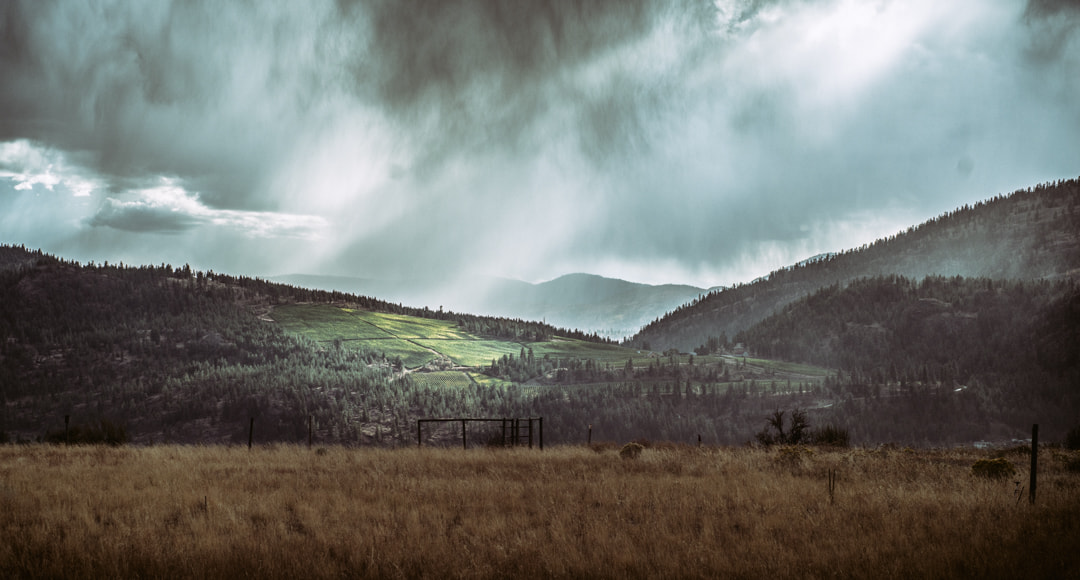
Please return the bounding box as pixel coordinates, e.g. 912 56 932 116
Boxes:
1 444 1077 578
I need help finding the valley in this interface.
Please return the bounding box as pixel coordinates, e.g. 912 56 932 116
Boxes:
1 179 1078 448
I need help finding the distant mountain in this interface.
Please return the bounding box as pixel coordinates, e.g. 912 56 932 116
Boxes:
477 274 710 339
629 177 1080 352
272 272 711 340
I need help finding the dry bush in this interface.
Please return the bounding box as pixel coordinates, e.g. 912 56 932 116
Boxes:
0 445 1077 578
619 442 644 460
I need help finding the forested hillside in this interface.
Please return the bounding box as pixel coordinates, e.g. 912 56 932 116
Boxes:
3 238 1078 446
629 178 1080 352
0 247 607 445
0 246 838 446
730 275 1080 441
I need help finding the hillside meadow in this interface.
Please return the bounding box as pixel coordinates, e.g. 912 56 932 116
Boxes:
2 444 1078 578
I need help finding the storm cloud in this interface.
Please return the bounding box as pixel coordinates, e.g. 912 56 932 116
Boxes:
1 0 1078 292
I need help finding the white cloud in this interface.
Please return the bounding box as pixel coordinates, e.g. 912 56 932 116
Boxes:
0 140 100 197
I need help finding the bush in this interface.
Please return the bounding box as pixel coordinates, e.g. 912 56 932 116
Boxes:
619 442 644 460
756 409 809 446
971 458 1016 479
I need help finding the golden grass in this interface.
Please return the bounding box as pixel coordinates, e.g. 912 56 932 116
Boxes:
1 444 1077 579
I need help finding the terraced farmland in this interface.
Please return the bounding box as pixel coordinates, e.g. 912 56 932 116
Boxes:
412 339 526 367
349 310 471 339
269 305 832 401
408 371 475 390
271 304 643 372
338 338 438 368
270 303 396 340
529 339 641 365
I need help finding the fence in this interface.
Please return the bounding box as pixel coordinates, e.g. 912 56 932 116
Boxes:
417 417 543 450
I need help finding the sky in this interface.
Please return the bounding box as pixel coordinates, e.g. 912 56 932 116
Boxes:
1 0 1079 293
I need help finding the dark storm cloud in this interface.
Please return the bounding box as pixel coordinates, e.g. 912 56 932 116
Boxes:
1023 0 1080 65
0 0 714 206
2 0 1079 289
0 1 316 210
353 0 715 168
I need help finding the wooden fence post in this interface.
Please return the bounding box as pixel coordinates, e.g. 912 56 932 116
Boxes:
528 418 533 449
539 417 543 451
308 415 313 449
417 420 422 447
1030 424 1038 505
588 424 592 446
64 414 70 446
462 419 467 450
248 417 254 450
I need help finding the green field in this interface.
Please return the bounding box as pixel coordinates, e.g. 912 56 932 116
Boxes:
529 338 636 364
408 371 475 390
349 310 470 339
413 339 527 367
339 338 437 368
468 372 515 389
272 304 641 371
271 303 396 340
271 305 825 391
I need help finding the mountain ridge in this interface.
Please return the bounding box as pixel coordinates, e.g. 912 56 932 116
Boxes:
628 177 1080 352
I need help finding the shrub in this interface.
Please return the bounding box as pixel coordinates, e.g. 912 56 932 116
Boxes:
619 442 644 460
756 409 809 446
971 458 1016 479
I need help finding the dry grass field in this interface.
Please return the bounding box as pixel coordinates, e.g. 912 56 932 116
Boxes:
1 444 1078 579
